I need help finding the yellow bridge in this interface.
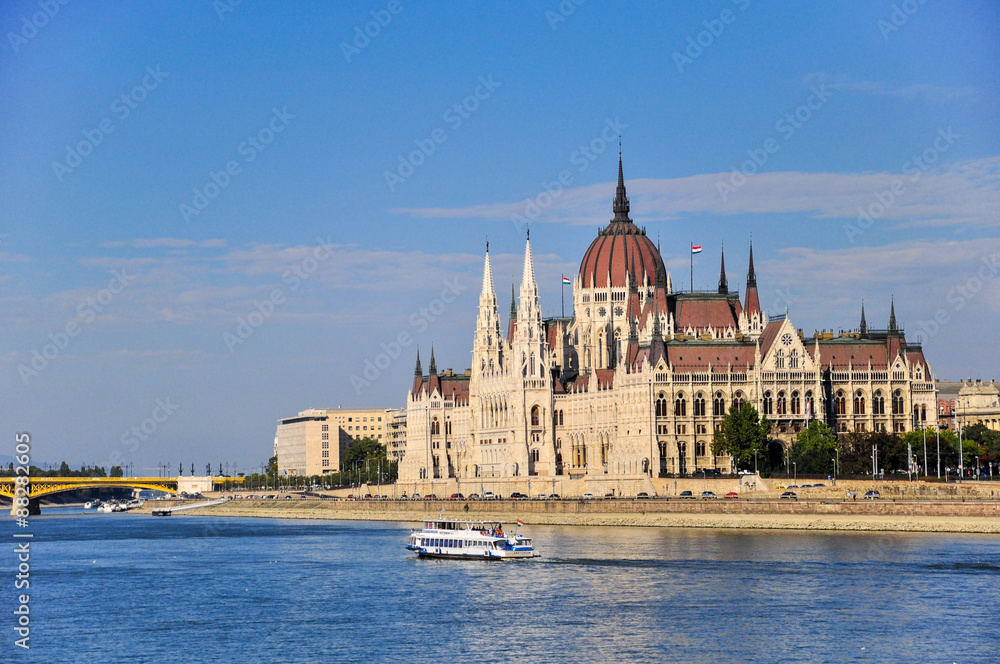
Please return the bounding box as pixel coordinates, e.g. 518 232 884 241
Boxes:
1 476 245 514
0 476 180 500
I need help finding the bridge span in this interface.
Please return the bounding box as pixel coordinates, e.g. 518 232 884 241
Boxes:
1 476 235 514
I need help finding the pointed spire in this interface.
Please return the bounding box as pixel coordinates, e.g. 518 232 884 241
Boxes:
859 301 868 336
747 240 757 288
521 235 536 290
509 283 517 319
414 348 422 376
480 244 495 298
652 299 663 341
611 143 630 223
428 345 437 375
718 244 728 294
888 297 898 333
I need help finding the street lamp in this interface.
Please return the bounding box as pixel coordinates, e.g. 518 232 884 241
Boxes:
793 461 797 484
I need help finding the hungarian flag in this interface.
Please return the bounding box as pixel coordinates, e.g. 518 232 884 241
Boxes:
691 245 703 254
562 276 571 285
517 519 524 526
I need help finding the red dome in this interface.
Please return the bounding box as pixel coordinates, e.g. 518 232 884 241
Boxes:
578 222 665 289
578 155 665 289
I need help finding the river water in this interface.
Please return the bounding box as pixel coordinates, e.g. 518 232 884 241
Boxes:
2 508 998 663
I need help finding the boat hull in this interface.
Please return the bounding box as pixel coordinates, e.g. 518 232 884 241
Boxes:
413 549 540 560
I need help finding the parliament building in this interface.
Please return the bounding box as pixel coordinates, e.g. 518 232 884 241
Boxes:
397 156 939 489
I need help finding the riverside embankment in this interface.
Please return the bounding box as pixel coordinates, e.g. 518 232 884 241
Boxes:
136 496 1000 533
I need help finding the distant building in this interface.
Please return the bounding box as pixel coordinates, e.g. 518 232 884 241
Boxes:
938 379 1000 432
399 155 939 485
274 407 391 476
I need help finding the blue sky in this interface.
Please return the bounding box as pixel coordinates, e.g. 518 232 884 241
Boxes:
1 1 998 472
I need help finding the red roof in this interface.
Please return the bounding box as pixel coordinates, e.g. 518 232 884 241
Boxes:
674 295 742 332
664 344 756 371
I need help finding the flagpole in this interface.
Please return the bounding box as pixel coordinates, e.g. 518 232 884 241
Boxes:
690 242 694 293
561 274 565 318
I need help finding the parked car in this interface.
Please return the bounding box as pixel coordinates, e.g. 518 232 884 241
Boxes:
468 493 480 500
549 493 561 499
724 492 739 499
423 494 437 500
535 494 548 500
363 494 373 500
679 490 695 499
399 493 409 500
581 493 595 500
780 491 798 500
864 490 881 500
701 491 717 500
450 493 465 500
636 492 650 499
786 485 799 490
603 492 616 500
482 491 496 500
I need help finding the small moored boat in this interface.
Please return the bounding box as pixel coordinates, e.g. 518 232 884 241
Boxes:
406 517 540 560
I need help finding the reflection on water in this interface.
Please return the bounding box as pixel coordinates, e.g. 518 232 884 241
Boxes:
2 515 997 663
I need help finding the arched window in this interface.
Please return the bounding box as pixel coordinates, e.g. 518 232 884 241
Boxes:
694 393 706 417
791 391 801 415
776 391 787 416
921 405 927 421
789 349 799 369
530 405 540 427
775 349 785 369
855 390 866 416
835 391 846 416
656 393 668 417
892 390 904 415
805 390 814 416
713 392 725 416
763 391 773 416
431 418 440 435
674 393 687 417
733 391 745 410
873 391 885 415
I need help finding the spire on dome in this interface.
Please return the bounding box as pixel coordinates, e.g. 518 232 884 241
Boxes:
747 240 757 288
718 245 728 294
414 348 422 376
860 302 868 336
611 143 630 223
428 345 437 375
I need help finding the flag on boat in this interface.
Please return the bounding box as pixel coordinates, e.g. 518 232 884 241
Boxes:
691 245 703 254
562 275 571 285
517 519 524 526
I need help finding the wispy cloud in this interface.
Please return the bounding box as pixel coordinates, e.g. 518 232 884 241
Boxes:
802 72 978 102
393 157 1000 230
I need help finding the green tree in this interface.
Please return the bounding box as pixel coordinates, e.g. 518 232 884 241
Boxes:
110 466 123 478
712 402 771 471
341 437 397 484
790 421 838 474
58 461 71 476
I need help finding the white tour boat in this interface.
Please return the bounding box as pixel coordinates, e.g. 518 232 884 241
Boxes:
406 516 540 560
